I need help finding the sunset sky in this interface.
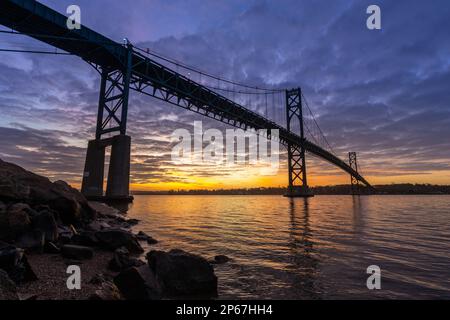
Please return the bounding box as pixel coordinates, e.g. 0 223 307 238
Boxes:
1 0 450 190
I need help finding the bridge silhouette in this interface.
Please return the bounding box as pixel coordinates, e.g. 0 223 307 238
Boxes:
0 0 373 200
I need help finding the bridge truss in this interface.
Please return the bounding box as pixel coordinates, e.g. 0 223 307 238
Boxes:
0 0 373 199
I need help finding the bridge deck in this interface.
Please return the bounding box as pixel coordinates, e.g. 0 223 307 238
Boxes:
0 0 372 187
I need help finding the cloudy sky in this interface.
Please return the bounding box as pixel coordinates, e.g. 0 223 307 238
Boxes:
1 0 450 190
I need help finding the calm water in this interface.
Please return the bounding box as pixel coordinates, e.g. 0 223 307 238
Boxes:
125 195 450 299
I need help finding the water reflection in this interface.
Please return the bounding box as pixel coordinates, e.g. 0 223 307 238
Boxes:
288 198 320 298
125 195 450 299
351 195 365 238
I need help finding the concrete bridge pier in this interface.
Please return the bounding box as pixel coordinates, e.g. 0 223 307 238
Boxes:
81 139 106 198
81 135 132 202
106 134 131 199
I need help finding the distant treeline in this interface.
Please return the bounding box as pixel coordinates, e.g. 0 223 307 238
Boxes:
132 184 450 196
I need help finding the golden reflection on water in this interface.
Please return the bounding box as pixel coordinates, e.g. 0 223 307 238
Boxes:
124 195 450 299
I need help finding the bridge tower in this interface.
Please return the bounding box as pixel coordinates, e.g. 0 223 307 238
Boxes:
284 88 313 198
349 152 360 195
81 45 133 202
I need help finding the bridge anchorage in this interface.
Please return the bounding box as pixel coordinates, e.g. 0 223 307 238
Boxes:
0 0 374 202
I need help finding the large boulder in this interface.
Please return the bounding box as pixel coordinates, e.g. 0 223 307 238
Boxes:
114 265 162 300
95 229 144 254
57 225 75 244
32 209 58 242
61 245 93 260
16 230 45 252
0 203 33 240
71 231 98 247
0 159 96 225
108 247 145 272
146 249 217 298
0 269 19 300
136 231 158 245
210 255 231 264
0 242 37 283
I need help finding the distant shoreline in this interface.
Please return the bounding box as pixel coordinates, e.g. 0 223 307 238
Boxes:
131 184 450 196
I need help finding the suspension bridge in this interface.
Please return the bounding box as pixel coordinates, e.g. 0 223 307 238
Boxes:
0 0 373 200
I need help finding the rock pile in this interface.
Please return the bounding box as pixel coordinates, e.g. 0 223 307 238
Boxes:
0 159 218 300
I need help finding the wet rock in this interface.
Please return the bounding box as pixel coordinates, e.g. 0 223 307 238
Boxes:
0 159 96 225
0 242 37 283
95 229 143 253
108 247 145 272
16 230 45 252
126 219 139 226
146 249 218 298
89 281 123 300
211 255 231 264
61 244 93 260
0 269 19 300
114 265 162 300
136 231 158 245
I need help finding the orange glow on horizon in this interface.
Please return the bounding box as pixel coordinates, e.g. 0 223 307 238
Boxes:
67 167 450 191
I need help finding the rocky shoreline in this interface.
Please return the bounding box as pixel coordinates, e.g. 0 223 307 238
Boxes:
0 159 220 300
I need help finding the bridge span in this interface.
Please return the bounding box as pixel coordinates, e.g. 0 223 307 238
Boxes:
0 0 373 199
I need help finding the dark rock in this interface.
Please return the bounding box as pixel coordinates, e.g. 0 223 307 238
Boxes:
0 242 37 283
0 203 32 240
71 231 98 247
0 269 19 300
61 245 93 260
136 231 158 245
44 242 60 254
95 229 144 253
108 247 145 272
212 255 231 264
16 230 45 252
89 281 123 300
89 273 112 285
32 210 58 242
86 220 112 232
126 219 140 226
57 225 74 244
146 249 217 298
7 204 33 233
0 159 96 225
114 265 162 300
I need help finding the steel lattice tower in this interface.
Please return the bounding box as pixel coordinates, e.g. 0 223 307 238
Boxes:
285 88 313 197
349 152 360 195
